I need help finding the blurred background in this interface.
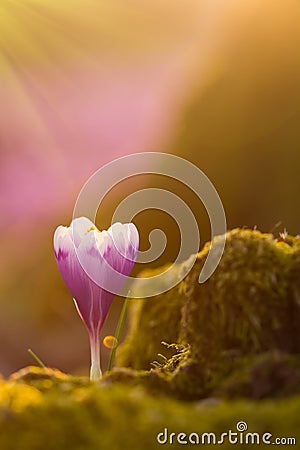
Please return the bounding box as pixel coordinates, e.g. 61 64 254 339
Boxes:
1 0 300 377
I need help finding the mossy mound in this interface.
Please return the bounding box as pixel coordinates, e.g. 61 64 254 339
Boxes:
117 263 185 370
117 229 300 398
1 367 300 450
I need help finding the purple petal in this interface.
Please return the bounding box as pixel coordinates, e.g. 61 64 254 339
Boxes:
54 226 94 331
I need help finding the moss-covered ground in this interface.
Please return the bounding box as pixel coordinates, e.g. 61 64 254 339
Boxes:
1 229 300 449
1 366 300 449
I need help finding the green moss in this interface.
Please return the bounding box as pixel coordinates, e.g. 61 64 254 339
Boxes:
178 229 300 394
117 229 300 399
181 229 300 355
117 264 186 370
9 365 90 392
217 351 300 399
1 367 300 450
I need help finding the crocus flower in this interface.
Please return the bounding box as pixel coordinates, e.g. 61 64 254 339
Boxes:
54 217 139 380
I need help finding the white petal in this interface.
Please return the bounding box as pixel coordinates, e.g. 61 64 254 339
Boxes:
107 222 134 252
53 225 72 256
109 222 139 258
127 222 139 249
71 217 96 247
77 229 106 279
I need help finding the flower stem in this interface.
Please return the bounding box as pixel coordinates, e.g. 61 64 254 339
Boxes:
89 332 102 380
108 296 129 372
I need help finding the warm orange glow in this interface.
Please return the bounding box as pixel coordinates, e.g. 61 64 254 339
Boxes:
103 336 118 350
